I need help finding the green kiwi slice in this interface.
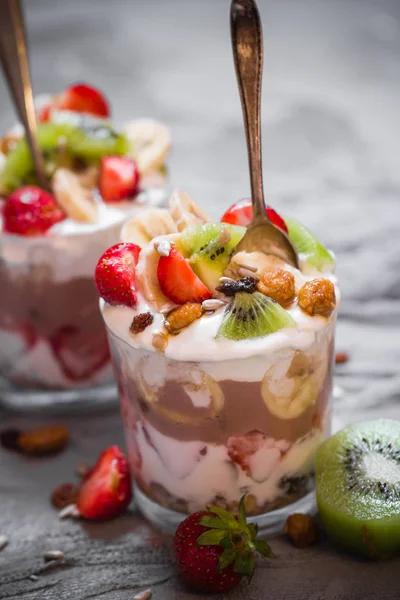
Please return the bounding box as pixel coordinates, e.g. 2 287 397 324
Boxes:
216 291 296 341
181 223 245 291
316 419 400 559
67 122 128 162
284 216 335 272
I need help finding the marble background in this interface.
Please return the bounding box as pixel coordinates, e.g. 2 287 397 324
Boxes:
0 0 400 598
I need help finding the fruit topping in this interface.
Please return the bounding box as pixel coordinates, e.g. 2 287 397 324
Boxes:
257 268 296 306
130 312 154 334
181 223 246 291
227 431 289 482
169 189 210 231
221 197 288 233
49 326 110 381
18 425 70 456
95 242 141 307
51 483 79 509
173 496 274 593
157 247 212 304
52 168 98 222
216 286 295 341
67 122 128 162
216 276 258 296
124 119 171 174
39 83 110 121
284 216 335 272
2 186 65 235
99 156 140 202
165 302 203 334
284 514 319 548
76 445 132 520
316 419 400 559
298 278 336 317
120 208 177 246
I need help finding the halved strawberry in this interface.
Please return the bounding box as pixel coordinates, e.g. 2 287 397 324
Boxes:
49 326 110 382
95 243 141 307
221 198 288 233
39 83 110 122
76 445 132 520
3 186 66 236
99 156 140 202
157 248 212 304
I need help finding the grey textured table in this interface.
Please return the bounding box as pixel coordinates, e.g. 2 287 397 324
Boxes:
1 0 400 598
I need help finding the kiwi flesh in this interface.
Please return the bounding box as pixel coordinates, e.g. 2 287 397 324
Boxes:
316 419 400 559
284 216 335 272
216 290 295 341
181 223 245 291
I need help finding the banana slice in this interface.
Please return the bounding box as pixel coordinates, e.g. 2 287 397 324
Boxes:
120 208 178 246
135 365 224 426
168 189 211 231
52 168 98 223
261 352 325 420
124 119 171 174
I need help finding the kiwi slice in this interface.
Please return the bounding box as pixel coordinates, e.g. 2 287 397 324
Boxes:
284 216 335 272
181 223 245 291
67 122 128 162
316 419 400 559
216 291 296 341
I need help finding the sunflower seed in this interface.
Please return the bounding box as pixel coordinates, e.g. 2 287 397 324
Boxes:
202 299 227 311
154 239 171 256
134 590 153 600
238 267 259 280
59 503 80 519
44 550 64 562
0 535 9 551
28 574 38 582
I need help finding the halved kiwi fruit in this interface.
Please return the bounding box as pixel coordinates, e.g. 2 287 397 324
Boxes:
216 290 296 341
284 216 335 272
316 419 400 559
181 223 245 291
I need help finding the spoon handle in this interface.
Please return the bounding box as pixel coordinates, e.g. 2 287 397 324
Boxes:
230 0 267 220
0 0 48 190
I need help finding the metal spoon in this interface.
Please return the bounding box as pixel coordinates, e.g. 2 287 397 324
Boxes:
230 0 298 268
0 0 49 190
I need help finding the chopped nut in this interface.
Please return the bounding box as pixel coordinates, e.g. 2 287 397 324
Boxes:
130 312 154 334
335 351 349 364
18 425 69 456
0 535 9 551
257 268 296 306
165 303 203 334
152 331 169 352
298 278 336 317
284 513 318 548
51 483 78 509
44 550 64 562
0 429 22 452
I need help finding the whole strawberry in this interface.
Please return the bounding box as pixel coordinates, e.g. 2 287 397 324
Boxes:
3 186 65 235
76 445 132 520
174 496 273 593
95 242 141 307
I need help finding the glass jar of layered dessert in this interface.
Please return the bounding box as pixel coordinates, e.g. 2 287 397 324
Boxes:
0 83 170 391
96 191 338 533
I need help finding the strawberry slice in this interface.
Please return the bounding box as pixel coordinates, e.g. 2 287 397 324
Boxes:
95 242 141 307
99 156 140 202
49 326 110 382
39 83 110 122
221 198 288 233
3 186 66 236
157 248 212 304
76 445 132 520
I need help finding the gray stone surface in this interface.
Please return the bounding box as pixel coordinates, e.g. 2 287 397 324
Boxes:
1 0 400 598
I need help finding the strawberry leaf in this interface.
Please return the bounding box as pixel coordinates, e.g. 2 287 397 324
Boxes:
208 505 237 524
199 515 229 530
247 522 258 539
238 495 247 526
254 539 275 558
197 528 227 546
218 548 236 571
234 550 255 578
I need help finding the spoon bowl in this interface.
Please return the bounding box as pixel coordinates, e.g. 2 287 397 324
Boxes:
230 0 299 268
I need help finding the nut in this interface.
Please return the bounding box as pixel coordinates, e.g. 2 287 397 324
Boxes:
18 425 70 456
257 268 296 306
44 550 64 562
284 513 318 548
298 278 336 317
152 331 169 352
130 312 154 334
51 483 78 509
335 351 349 364
165 303 202 334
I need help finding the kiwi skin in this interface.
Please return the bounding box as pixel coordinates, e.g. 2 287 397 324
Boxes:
316 419 400 559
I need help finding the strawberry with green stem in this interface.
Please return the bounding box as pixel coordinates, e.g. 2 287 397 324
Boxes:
174 495 274 593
